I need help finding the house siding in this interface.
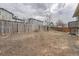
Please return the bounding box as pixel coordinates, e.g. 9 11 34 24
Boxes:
0 9 13 21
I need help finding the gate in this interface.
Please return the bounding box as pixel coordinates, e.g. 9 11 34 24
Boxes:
68 21 79 36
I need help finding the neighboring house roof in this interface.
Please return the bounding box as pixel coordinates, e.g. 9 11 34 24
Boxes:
0 8 26 22
28 18 43 23
73 4 79 17
0 8 14 16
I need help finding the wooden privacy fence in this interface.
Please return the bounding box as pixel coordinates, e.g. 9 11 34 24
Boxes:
0 20 25 35
0 20 72 36
48 27 70 32
0 20 45 35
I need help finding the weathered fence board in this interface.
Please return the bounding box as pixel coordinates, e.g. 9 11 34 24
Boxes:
18 22 25 33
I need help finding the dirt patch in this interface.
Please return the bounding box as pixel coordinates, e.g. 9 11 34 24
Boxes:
0 31 79 56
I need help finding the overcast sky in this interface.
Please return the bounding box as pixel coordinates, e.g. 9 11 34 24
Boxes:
0 3 78 24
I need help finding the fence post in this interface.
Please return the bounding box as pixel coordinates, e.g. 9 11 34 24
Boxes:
17 22 18 32
24 23 25 32
2 21 4 35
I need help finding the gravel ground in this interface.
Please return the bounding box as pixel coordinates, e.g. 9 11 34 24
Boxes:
0 30 79 56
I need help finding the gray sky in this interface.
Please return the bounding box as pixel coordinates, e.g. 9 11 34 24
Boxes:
0 3 77 24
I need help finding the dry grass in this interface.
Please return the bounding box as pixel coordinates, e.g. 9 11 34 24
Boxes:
0 30 79 56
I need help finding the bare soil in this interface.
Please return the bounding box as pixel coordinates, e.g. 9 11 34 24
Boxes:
0 30 79 56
